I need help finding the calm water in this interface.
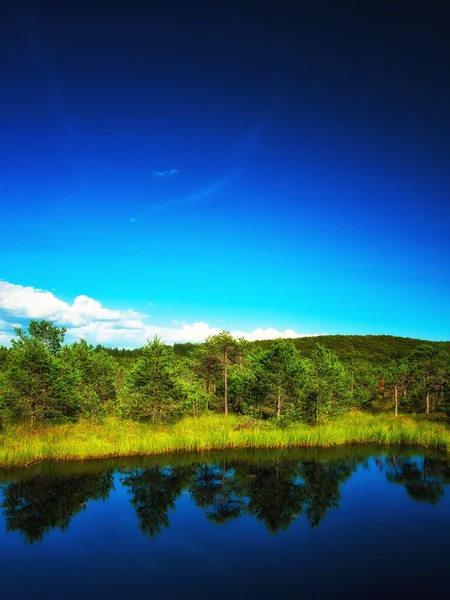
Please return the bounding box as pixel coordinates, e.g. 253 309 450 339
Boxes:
1 447 450 599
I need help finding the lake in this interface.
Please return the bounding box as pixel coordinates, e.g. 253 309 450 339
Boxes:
1 447 449 599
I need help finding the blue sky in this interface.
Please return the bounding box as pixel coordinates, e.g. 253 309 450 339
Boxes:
1 1 449 346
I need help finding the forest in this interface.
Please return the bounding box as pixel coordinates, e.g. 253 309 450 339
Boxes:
0 319 449 427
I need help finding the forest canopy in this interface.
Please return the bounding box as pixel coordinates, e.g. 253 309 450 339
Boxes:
0 321 449 426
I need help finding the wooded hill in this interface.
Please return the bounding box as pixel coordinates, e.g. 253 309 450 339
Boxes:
172 335 450 365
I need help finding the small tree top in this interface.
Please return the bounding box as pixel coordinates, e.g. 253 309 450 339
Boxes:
14 320 67 355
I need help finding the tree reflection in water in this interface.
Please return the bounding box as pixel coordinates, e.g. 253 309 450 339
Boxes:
382 456 450 504
189 462 245 525
1 471 114 544
120 466 193 538
189 458 359 532
2 453 450 544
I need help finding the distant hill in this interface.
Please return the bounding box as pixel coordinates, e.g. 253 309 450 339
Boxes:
100 335 450 367
174 335 450 365
257 335 450 363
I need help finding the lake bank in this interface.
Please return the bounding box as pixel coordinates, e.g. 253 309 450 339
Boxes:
1 412 450 468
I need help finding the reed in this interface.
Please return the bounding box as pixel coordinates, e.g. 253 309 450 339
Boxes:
1 412 450 468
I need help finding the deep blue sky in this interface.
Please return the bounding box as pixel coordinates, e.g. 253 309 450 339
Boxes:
1 0 450 344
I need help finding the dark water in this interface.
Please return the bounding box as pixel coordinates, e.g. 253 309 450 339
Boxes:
1 447 450 600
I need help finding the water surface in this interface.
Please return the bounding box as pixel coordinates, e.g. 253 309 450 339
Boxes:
1 447 449 599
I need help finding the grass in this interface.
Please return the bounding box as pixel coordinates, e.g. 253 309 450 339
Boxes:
1 411 450 468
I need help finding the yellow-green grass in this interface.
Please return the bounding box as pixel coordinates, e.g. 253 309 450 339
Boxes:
1 412 450 468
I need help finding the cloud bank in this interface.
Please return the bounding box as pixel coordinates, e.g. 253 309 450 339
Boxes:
0 281 324 348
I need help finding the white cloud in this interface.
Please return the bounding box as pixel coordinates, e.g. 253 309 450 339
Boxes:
0 280 324 348
0 319 12 345
154 169 179 177
0 332 11 346
232 328 323 342
0 281 144 328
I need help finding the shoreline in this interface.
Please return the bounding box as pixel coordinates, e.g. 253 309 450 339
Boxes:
1 412 449 469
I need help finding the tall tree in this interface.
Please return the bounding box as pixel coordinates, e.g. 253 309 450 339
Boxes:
14 320 66 355
259 339 303 419
408 345 448 415
302 344 351 423
205 332 241 415
62 340 118 417
6 336 79 424
386 359 410 416
125 336 181 422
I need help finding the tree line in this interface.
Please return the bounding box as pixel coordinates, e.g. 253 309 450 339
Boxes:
0 320 449 426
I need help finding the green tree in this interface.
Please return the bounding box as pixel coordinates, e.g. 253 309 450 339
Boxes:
345 357 378 410
385 359 410 416
258 339 303 419
0 369 14 426
6 336 79 423
187 344 221 410
175 355 209 417
14 320 66 355
205 332 242 415
124 336 181 422
302 344 351 423
408 345 448 415
0 345 8 370
62 340 118 418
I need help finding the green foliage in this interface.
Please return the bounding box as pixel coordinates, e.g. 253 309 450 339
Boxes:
408 344 450 414
0 371 14 426
14 320 67 356
0 320 449 434
258 339 304 420
205 331 243 415
0 345 8 370
123 336 183 422
5 336 80 423
174 355 210 417
62 340 117 419
301 345 352 423
255 334 448 364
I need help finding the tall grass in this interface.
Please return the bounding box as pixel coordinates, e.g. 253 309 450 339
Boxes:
1 412 450 468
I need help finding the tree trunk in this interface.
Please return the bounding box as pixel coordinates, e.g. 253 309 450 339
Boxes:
394 385 398 417
426 371 430 414
316 367 321 423
224 350 228 416
277 385 282 419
